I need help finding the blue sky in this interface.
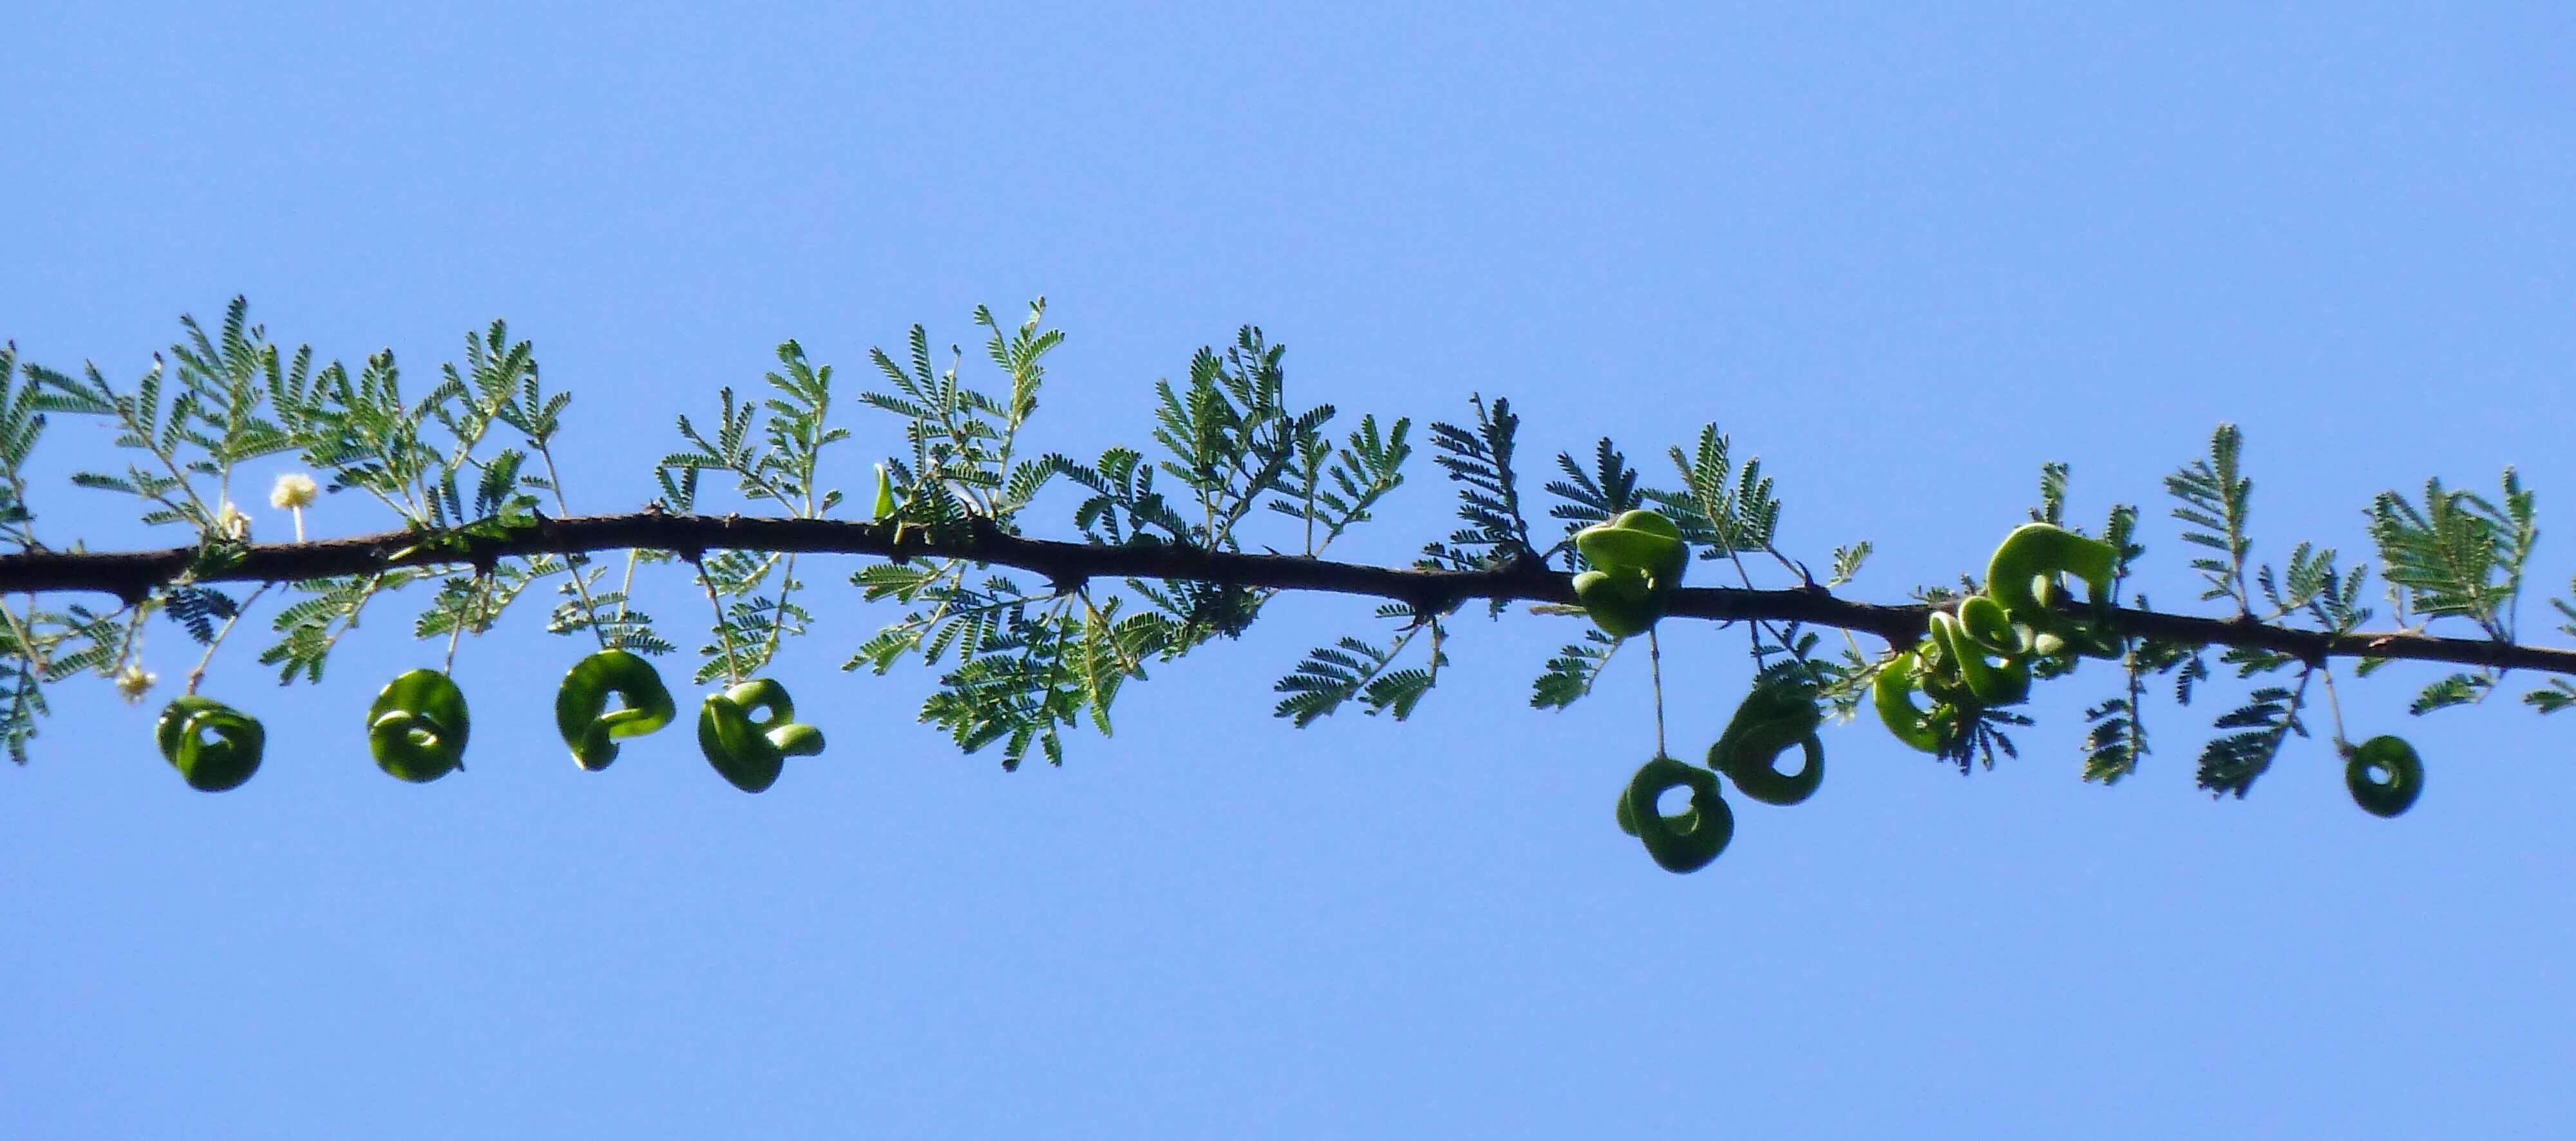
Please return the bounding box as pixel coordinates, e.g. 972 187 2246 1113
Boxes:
5 3 2575 1137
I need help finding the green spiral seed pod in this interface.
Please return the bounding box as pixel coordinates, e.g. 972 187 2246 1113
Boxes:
2345 735 2423 818
369 669 471 783
1572 568 1661 638
1709 675 1826 806
1928 612 2031 707
1575 509 1686 577
1873 651 1951 754
556 649 678 771
1623 755 1733 873
1985 523 2117 637
1569 510 1691 638
156 695 265 792
697 678 827 793
1955 594 2027 657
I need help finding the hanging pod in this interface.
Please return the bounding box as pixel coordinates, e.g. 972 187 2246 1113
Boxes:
1622 755 1734 873
1709 674 1826 806
556 649 677 771
2345 735 2423 818
156 695 265 792
697 678 826 793
370 669 471 783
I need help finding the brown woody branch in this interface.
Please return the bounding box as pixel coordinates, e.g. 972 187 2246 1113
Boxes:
2 510 2571 677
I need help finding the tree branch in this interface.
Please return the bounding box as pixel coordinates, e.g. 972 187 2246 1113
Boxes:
6 510 2571 676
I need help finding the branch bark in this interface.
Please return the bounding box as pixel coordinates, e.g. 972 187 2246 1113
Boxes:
4 510 2570 676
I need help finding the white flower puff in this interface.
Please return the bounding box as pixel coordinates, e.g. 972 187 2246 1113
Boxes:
270 472 320 510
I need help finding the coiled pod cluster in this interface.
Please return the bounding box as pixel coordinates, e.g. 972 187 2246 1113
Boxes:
1615 669 1826 872
147 649 838 793
1876 523 2117 755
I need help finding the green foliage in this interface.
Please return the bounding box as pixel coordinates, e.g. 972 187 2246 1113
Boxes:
7 298 2576 839
2166 423 2253 612
2197 678 2309 799
28 297 298 533
2367 470 2533 716
1267 413 1412 555
1545 437 1645 533
261 573 417 684
2034 461 2070 526
2531 580 2576 713
1827 542 1871 588
864 302 1059 526
0 342 46 551
1531 631 1618 710
1651 425 1781 561
853 309 1423 767
2369 470 2534 640
2254 542 2370 631
2080 695 2144 783
1273 608 1446 726
1054 446 1195 544
1146 327 1333 544
1423 394 1535 572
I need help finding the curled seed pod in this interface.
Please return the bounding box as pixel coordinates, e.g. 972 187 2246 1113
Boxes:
556 650 678 771
2345 735 2423 818
1709 674 1826 806
1914 636 1978 708
1624 755 1733 873
1570 510 1690 638
1616 787 1640 836
1955 594 2028 657
369 669 471 783
1985 523 2117 637
873 463 899 520
697 678 827 794
1572 568 1660 638
156 695 265 792
1575 509 1685 576
1929 612 2031 707
1873 651 1952 754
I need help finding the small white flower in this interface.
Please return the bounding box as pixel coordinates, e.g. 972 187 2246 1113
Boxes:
270 472 319 510
115 664 157 705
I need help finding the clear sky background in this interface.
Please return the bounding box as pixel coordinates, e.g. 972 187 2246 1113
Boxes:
5 3 2575 1138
